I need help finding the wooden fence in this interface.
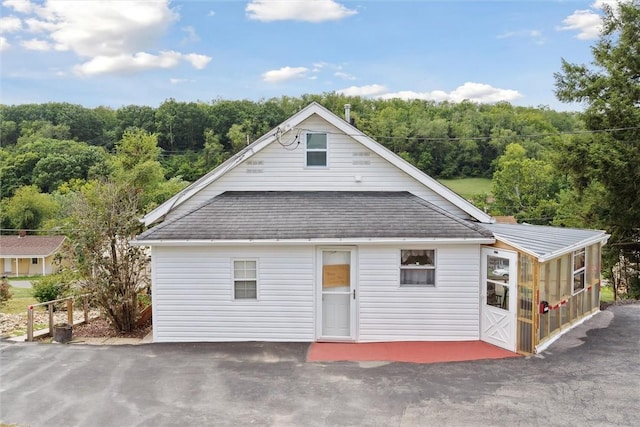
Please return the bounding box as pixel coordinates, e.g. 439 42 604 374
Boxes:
26 294 90 342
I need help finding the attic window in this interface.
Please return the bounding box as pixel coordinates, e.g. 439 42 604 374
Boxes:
306 133 327 167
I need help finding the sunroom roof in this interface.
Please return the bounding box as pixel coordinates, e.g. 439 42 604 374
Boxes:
481 223 609 262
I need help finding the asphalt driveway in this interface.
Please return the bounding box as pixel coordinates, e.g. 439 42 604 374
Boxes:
1 304 639 427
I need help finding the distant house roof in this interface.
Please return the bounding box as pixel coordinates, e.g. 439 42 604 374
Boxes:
0 235 66 258
134 191 495 244
482 223 609 262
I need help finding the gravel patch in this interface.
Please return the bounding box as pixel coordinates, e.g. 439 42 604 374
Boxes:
0 309 99 337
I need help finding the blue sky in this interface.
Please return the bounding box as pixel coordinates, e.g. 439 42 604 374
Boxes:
0 1 615 110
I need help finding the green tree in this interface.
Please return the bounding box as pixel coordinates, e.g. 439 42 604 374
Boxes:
112 128 188 209
554 0 640 297
490 143 559 223
1 185 59 231
64 180 149 332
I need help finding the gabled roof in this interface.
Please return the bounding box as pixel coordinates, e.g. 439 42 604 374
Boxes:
141 102 493 226
481 223 609 262
0 235 66 258
134 191 495 244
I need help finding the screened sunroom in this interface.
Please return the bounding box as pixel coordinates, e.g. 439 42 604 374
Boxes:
483 223 609 355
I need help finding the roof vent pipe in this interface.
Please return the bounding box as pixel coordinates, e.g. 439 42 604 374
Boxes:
344 104 351 123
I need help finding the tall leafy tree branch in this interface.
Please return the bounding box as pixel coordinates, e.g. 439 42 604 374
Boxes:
554 0 640 297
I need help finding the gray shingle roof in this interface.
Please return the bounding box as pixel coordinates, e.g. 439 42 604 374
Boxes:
136 191 494 241
481 223 608 262
0 235 66 257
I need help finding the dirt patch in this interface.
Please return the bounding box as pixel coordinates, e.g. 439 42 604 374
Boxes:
73 316 152 339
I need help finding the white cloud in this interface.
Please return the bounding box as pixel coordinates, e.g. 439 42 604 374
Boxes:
42 1 178 57
0 36 9 51
334 71 356 80
2 0 212 75
262 66 309 82
21 38 52 51
181 26 200 43
557 9 603 40
2 0 35 14
378 82 522 103
497 29 545 45
0 16 22 33
337 84 388 97
557 0 629 40
25 17 56 33
74 51 211 76
183 53 212 69
170 78 194 84
207 10 216 17
246 0 357 22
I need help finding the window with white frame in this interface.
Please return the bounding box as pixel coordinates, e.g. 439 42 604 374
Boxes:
400 250 436 286
572 249 586 294
233 260 257 299
305 133 327 167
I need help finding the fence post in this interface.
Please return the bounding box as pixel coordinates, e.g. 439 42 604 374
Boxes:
83 295 88 323
27 307 34 342
48 304 54 337
67 298 73 325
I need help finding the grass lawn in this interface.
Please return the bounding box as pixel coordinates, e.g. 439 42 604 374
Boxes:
438 177 492 198
0 286 37 315
600 285 615 303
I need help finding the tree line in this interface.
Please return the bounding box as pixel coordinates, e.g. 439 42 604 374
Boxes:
1 95 584 189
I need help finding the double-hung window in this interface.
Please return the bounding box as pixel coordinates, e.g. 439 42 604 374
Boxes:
306 133 327 167
400 250 436 286
233 260 257 299
572 249 586 294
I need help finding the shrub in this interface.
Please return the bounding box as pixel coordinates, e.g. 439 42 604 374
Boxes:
32 275 69 304
0 276 12 304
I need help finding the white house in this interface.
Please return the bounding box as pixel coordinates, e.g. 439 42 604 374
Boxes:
132 103 608 354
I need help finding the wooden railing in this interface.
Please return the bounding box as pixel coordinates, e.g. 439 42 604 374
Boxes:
26 294 90 342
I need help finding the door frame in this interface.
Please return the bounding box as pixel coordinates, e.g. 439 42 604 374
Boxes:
315 246 358 341
480 247 518 352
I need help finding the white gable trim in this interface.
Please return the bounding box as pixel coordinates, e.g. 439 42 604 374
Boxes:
142 102 493 226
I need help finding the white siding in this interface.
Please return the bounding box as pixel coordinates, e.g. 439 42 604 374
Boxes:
167 115 467 220
152 243 483 342
152 245 315 342
357 244 481 341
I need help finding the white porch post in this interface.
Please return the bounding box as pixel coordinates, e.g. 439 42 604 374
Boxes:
42 257 46 276
14 258 18 277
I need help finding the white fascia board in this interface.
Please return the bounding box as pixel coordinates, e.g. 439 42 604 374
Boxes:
494 233 610 263
312 104 494 224
130 237 496 247
537 234 610 263
141 104 323 226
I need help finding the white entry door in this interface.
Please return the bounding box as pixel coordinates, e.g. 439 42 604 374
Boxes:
481 247 517 352
319 249 356 340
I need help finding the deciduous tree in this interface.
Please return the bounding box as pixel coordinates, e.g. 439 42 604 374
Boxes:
65 180 149 332
554 0 640 296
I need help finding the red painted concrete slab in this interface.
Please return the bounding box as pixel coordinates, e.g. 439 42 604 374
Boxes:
307 341 520 364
